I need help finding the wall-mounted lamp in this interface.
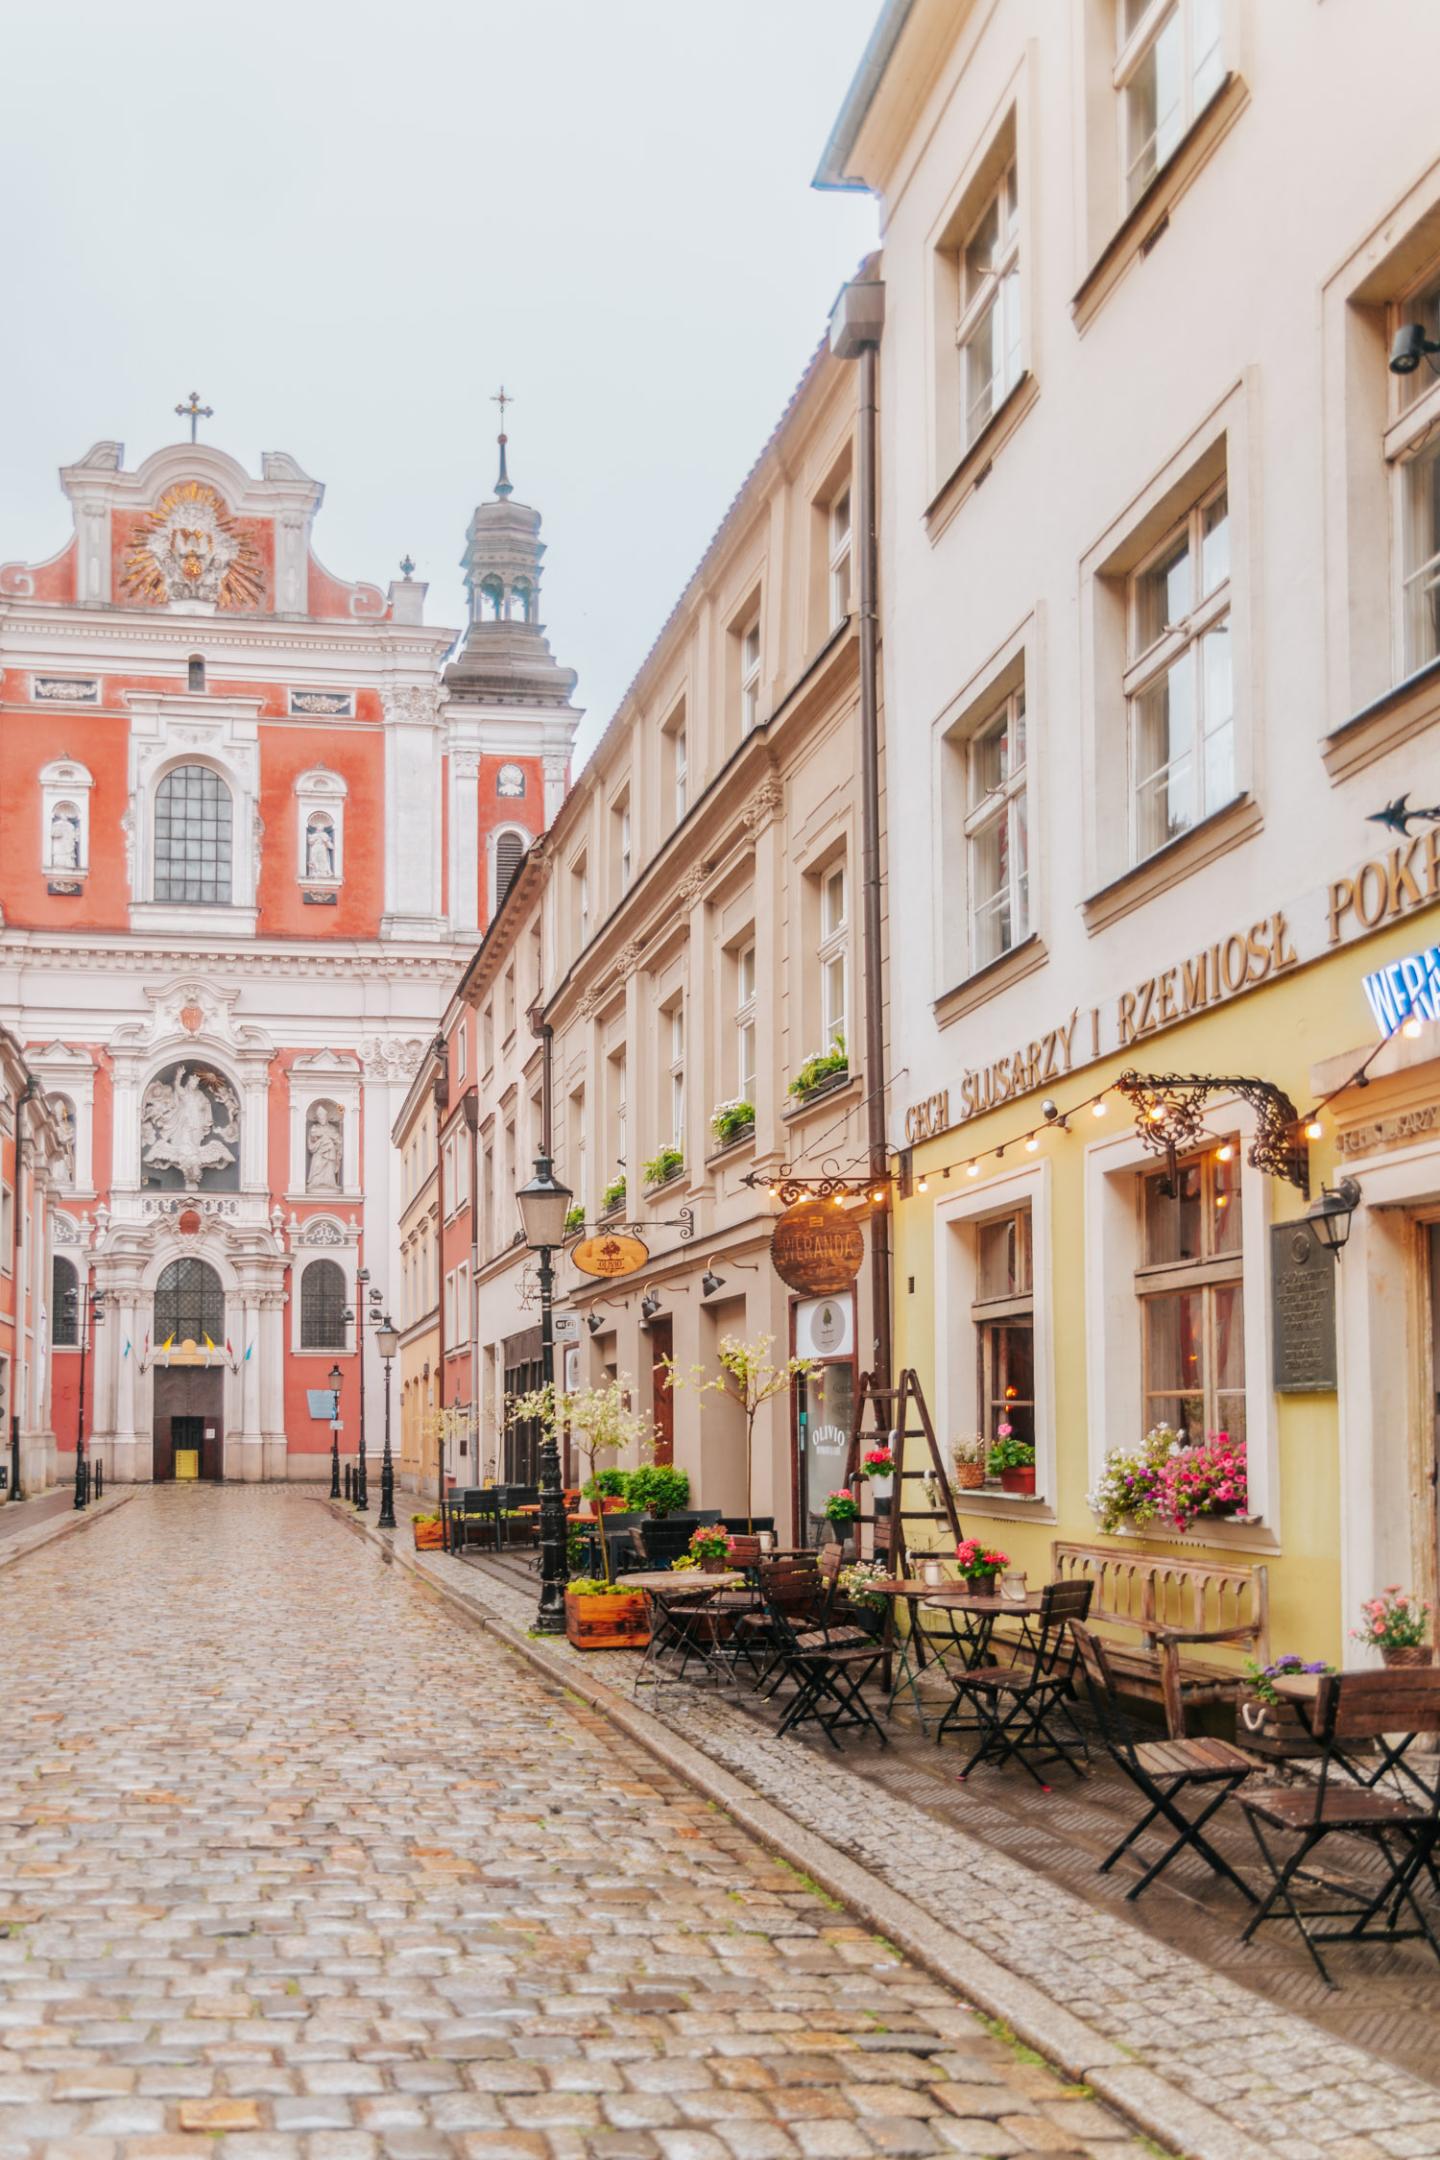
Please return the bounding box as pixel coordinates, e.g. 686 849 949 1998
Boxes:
1390 323 1440 378
1307 1175 1362 1257
701 1268 725 1298
640 1288 662 1324
585 1311 606 1336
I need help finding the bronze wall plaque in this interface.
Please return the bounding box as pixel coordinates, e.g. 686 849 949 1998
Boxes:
1269 1221 1337 1392
770 1199 864 1295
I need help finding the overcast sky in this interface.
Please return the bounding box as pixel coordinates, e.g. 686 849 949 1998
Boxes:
0 1 878 758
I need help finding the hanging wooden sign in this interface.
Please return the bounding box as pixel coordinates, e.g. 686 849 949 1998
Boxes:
770 1199 864 1294
570 1231 649 1280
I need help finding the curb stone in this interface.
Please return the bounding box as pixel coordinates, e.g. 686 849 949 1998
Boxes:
0 1488 132 1574
321 1498 1273 2160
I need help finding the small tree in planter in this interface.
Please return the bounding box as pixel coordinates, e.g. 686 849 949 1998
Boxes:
642 1145 684 1187
710 1099 755 1149
508 1376 653 1585
624 1463 690 1517
666 1332 815 1533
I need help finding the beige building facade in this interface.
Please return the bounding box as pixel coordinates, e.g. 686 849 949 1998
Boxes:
818 0 1440 1656
423 331 886 1539
392 1058 440 1498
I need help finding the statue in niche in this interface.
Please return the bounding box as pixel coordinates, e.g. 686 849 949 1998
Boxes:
49 804 81 870
306 1103 343 1192
53 1098 76 1183
306 815 336 880
141 1065 239 1190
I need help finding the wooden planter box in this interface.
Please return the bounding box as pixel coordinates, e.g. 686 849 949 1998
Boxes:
413 1522 445 1551
1236 1691 1322 1760
564 1587 650 1651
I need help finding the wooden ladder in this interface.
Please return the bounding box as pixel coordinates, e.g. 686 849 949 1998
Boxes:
846 1368 962 1577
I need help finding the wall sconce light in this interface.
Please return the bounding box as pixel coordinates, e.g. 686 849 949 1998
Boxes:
585 1311 606 1336
701 1268 725 1297
1307 1175 1362 1257
640 1288 662 1324
1390 323 1440 377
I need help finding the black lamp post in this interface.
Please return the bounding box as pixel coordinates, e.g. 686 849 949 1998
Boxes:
67 1283 104 1510
354 1269 370 1511
328 1363 342 1497
516 1153 573 1634
377 1313 399 1529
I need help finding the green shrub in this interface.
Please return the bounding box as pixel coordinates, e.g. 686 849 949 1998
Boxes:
642 1145 684 1186
710 1099 755 1147
582 1467 629 1501
601 1174 627 1212
625 1464 690 1517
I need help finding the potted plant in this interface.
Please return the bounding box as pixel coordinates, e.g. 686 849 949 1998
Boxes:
838 1559 888 1616
710 1098 756 1149
1087 1427 1175 1533
954 1537 1010 1594
562 1575 651 1650
508 1376 654 1591
951 1435 987 1492
1239 1652 1333 1757
824 1490 860 1548
564 1204 586 1235
624 1464 690 1517
600 1173 627 1214
1153 1430 1247 1533
787 1035 849 1102
988 1426 1036 1496
411 1512 444 1552
582 1467 630 1514
1353 1587 1434 1666
642 1145 684 1188
859 1444 895 1502
688 1522 735 1574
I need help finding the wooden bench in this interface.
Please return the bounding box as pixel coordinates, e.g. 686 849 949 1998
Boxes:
1051 1541 1269 1739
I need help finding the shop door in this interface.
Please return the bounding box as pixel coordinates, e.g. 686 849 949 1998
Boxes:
796 1359 856 1549
152 1367 225 1480
650 1319 674 1466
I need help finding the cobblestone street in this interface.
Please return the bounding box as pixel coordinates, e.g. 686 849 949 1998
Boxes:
0 1489 1153 2160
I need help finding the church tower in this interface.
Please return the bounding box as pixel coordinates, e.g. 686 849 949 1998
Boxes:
440 400 580 939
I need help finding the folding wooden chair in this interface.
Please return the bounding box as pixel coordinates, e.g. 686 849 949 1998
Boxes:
768 1595 890 1750
942 1579 1094 1788
1072 1624 1256 1903
1237 1668 1440 1986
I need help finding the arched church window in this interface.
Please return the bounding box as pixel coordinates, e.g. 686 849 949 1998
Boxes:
187 654 206 692
496 763 526 799
300 1257 348 1350
155 1257 225 1347
480 577 504 622
305 811 337 882
52 1255 78 1347
494 829 527 907
507 581 531 623
154 765 233 906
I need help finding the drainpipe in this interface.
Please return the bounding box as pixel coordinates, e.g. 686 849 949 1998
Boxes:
463 1085 480 1474
430 1033 449 1524
830 270 891 1390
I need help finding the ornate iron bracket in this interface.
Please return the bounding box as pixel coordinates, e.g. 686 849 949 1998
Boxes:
742 1160 888 1207
1116 1069 1309 1195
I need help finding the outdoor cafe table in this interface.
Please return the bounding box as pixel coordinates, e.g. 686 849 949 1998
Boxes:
629 1568 748 1694
863 1577 987 1729
1269 1670 1440 1800
890 1586 1048 1733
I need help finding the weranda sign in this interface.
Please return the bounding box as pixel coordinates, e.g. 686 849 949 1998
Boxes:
769 1198 864 1295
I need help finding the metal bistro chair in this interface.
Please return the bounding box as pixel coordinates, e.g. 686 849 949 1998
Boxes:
1071 1624 1257 1904
634 1518 696 1571
1237 1668 1440 1987
942 1579 1094 1789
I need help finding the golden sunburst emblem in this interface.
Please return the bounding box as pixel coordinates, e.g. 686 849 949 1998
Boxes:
121 480 264 611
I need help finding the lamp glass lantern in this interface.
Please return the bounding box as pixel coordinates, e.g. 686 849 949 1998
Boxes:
516 1159 574 1251
1308 1176 1361 1257
376 1318 400 1360
328 1363 343 1392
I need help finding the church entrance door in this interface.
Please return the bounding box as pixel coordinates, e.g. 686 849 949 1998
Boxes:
153 1367 224 1481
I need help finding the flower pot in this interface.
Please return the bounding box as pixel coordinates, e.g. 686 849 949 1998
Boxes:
412 1522 444 1551
1381 1643 1434 1667
952 1462 985 1491
564 1587 650 1651
961 1570 1000 1596
701 1556 728 1574
999 1466 1036 1496
867 1475 894 1502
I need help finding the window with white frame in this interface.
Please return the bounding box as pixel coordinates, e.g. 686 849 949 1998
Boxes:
300 1258 348 1351
668 1003 685 1149
1136 1138 1244 1445
1387 263 1440 676
614 795 632 894
972 1206 1034 1456
674 724 688 821
52 1254 78 1344
736 942 757 1102
154 764 233 905
828 489 853 626
957 159 1021 449
457 1027 467 1083
606 1050 627 1199
504 964 516 1040
572 855 590 949
454 1260 471 1346
1115 0 1224 211
739 616 761 735
1126 482 1232 862
965 689 1028 969
818 864 848 1051
570 1087 587 1220
482 1000 494 1071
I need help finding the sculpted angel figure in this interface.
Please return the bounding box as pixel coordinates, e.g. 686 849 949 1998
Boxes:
141 1066 238 1189
306 1103 343 1192
306 816 335 879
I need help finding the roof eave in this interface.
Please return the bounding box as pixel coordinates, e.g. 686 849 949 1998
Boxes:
812 0 918 191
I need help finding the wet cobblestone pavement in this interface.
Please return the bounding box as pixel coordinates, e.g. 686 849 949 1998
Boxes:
0 1488 1153 2160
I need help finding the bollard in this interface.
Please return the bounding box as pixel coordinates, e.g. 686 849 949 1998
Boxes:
94 1460 104 1500
344 1462 352 1500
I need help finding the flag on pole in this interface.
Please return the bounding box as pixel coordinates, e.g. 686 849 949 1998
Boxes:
122 1338 131 1359
225 1337 234 1360
160 1334 174 1352
204 1334 216 1355
244 1340 254 1362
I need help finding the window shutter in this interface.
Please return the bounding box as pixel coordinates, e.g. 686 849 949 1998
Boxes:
495 830 526 904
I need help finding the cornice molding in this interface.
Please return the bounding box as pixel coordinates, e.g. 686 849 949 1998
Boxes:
0 934 466 981
0 610 454 660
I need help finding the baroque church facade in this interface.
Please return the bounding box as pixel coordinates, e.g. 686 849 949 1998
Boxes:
0 423 577 1487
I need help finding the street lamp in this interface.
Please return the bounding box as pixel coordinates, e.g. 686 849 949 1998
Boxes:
354 1268 370 1512
1308 1176 1362 1258
516 1153 573 1634
66 1283 104 1510
328 1363 342 1498
376 1312 399 1529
